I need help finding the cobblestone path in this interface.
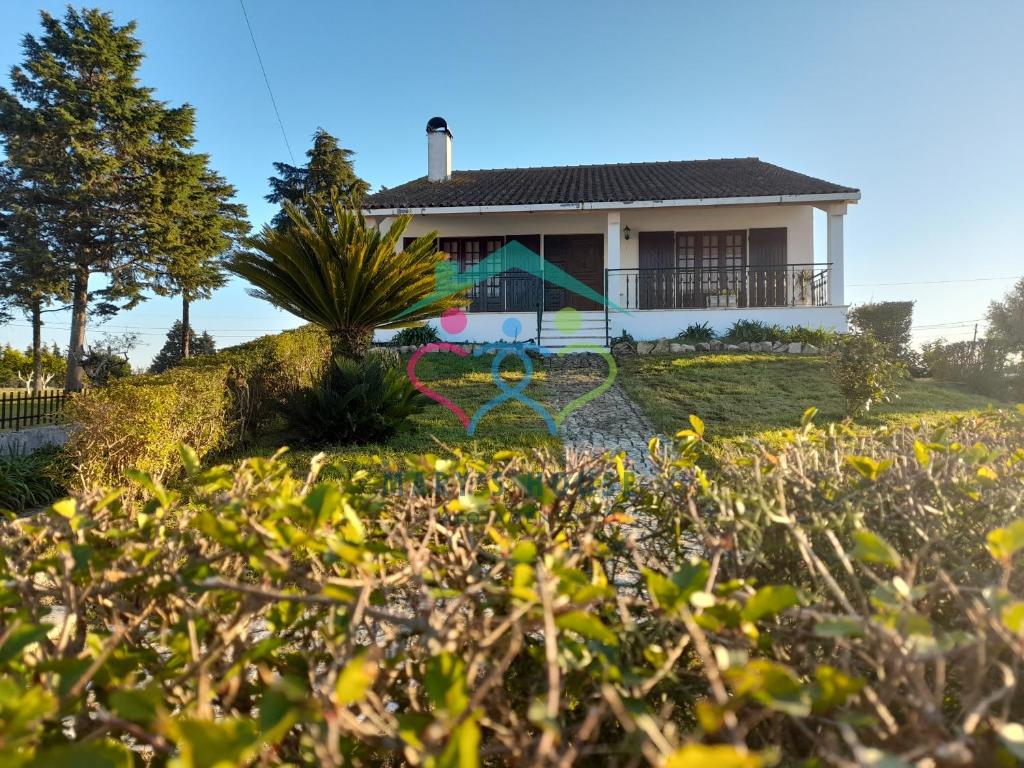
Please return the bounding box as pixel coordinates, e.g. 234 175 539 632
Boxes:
543 353 661 474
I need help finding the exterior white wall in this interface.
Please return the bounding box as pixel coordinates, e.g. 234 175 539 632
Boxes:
609 305 848 339
376 312 539 344
375 306 848 345
397 203 814 268
374 203 839 344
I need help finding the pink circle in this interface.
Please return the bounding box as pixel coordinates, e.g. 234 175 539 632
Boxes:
440 307 467 335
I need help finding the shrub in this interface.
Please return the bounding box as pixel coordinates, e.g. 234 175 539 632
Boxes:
775 325 838 347
366 345 401 370
3 410 1024 766
848 300 914 357
198 325 331 438
63 364 232 489
676 321 714 343
922 336 1021 400
390 324 440 348
285 356 425 445
828 332 906 415
0 448 65 513
723 318 771 343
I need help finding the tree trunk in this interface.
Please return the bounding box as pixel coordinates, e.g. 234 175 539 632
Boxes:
65 268 89 392
31 298 43 395
182 295 191 359
330 327 374 362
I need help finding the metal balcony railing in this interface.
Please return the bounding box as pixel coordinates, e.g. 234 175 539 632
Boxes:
605 263 831 311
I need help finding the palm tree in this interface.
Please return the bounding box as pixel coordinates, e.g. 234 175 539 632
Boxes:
230 199 464 360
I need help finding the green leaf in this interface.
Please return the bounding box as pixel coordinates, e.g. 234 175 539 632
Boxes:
742 585 800 623
510 541 536 564
913 439 930 467
688 414 705 438
845 455 892 481
663 744 765 768
1002 602 1024 634
811 665 864 714
726 660 811 717
167 717 260 768
424 653 469 717
109 685 161 724
814 618 864 638
987 519 1024 562
433 713 481 768
335 652 377 706
555 610 619 647
26 741 133 768
851 530 901 569
800 406 818 427
0 623 53 665
178 444 201 476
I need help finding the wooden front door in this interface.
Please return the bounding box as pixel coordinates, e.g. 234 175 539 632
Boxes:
543 234 604 311
638 231 675 309
748 228 787 307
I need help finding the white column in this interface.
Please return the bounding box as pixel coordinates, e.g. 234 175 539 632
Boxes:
607 211 621 305
826 204 846 306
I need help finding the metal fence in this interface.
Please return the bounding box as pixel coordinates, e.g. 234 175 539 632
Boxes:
0 389 71 431
606 263 832 311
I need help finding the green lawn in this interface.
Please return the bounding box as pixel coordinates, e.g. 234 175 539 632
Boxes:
616 353 1007 445
252 353 561 477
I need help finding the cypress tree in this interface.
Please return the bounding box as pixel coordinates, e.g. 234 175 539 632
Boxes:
0 8 213 390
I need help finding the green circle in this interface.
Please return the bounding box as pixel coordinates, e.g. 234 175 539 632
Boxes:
554 307 582 334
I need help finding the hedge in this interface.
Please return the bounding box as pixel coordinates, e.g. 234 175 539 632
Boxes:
61 326 333 490
4 407 1024 765
63 364 233 490
189 324 330 439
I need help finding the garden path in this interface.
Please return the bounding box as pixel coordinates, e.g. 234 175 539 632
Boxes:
542 353 661 475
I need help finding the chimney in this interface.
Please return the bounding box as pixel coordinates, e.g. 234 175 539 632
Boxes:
426 116 452 182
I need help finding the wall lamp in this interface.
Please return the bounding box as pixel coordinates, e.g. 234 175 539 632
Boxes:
623 225 631 241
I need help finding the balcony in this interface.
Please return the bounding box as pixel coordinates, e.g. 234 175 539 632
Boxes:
606 263 832 311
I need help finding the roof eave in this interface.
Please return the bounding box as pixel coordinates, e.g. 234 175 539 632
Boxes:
362 191 861 217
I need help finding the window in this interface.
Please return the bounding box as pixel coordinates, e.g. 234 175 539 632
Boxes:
675 230 747 298
439 236 506 310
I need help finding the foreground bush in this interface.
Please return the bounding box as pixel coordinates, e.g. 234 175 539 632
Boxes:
2 409 1024 766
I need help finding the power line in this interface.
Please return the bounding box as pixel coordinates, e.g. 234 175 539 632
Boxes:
238 0 295 164
850 275 1022 287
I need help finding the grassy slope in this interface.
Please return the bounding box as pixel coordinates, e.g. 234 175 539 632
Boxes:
617 353 1006 443
254 353 561 476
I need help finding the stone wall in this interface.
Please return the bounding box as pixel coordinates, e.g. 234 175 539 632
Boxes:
612 339 822 356
0 425 71 455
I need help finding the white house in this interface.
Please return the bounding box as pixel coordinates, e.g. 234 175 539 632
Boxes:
364 117 859 348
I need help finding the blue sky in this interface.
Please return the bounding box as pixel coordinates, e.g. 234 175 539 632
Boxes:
1 0 1022 366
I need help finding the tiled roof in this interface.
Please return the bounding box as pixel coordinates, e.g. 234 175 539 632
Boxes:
363 158 858 210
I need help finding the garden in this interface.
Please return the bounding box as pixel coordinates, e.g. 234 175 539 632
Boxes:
3 7 1024 768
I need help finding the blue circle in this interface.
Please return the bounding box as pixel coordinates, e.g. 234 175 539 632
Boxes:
502 317 522 339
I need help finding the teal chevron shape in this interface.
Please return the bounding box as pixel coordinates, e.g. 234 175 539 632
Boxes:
395 240 625 319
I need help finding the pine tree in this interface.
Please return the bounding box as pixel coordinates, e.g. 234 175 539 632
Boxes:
266 128 369 229
149 321 216 373
0 8 212 390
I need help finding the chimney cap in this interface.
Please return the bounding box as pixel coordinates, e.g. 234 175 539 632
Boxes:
426 116 452 137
